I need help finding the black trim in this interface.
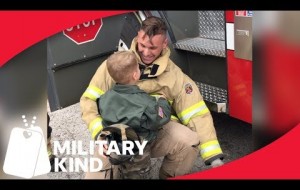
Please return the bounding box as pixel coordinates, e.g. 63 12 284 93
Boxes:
140 74 157 80
2 0 300 10
51 49 116 72
47 126 52 139
47 113 52 138
139 63 146 74
139 64 158 80
150 64 159 75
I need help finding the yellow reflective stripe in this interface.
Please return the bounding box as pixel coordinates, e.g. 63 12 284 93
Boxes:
178 101 209 125
150 93 160 97
83 85 104 101
150 94 160 100
89 85 104 95
83 91 97 101
91 126 103 140
88 117 103 139
201 148 222 160
200 140 219 149
199 140 222 160
171 115 179 121
48 150 52 157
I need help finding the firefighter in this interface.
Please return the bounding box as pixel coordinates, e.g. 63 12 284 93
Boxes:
80 16 224 179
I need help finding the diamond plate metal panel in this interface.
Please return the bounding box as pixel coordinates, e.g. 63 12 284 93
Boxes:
198 11 225 40
194 81 228 113
196 81 227 103
174 37 225 57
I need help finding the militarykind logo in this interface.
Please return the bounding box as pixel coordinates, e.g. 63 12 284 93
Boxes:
52 140 148 172
3 115 51 179
3 115 148 175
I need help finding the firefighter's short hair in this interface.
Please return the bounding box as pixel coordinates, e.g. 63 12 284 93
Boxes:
106 51 138 84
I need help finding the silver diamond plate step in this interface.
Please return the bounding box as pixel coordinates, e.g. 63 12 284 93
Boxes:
195 81 227 113
198 11 225 41
174 37 226 58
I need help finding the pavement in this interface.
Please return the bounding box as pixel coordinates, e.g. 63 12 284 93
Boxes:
47 102 252 179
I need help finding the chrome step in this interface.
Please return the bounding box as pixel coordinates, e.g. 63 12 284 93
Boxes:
174 37 226 58
195 81 227 113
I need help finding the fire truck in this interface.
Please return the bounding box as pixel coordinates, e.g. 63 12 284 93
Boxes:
47 10 252 124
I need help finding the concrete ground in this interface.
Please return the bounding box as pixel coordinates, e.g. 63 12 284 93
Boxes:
47 103 252 179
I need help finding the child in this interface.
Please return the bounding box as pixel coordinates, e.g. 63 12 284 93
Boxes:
97 51 171 142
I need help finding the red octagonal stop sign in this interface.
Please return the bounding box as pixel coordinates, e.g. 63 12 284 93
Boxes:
63 19 103 45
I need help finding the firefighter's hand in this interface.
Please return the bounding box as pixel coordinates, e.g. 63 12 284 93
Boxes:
211 158 224 168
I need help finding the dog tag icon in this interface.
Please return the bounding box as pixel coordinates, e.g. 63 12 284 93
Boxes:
3 127 43 178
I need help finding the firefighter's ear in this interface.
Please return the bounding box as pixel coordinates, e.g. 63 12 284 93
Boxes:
162 38 168 49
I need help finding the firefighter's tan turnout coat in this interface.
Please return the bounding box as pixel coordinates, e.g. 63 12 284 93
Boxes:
80 37 223 164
